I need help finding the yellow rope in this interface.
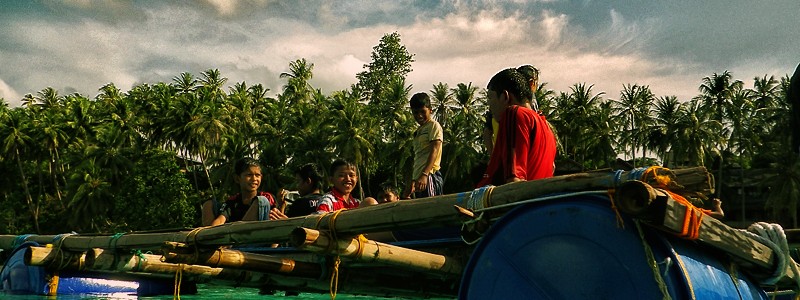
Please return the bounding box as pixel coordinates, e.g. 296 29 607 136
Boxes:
327 209 346 299
330 256 341 300
173 263 183 300
354 234 369 258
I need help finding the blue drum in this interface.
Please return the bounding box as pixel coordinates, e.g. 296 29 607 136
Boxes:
459 194 769 299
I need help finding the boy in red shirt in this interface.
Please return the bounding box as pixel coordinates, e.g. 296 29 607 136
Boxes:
477 68 557 187
316 159 373 213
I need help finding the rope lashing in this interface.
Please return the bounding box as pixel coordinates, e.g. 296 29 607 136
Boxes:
326 208 347 300
634 220 673 300
131 249 149 272
173 263 184 300
108 232 125 249
742 222 800 288
11 234 34 250
185 227 205 263
626 166 709 240
606 189 625 229
666 190 707 240
51 232 76 270
467 185 494 211
611 166 673 188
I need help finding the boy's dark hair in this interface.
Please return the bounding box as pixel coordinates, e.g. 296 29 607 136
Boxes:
410 92 432 109
517 65 539 86
296 163 323 191
487 68 530 102
329 158 357 175
379 182 397 195
234 157 261 175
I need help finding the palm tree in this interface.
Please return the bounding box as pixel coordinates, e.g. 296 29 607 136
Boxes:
327 88 377 198
613 84 655 167
430 82 454 128
673 99 723 166
752 74 780 110
696 71 742 193
554 83 605 168
648 96 683 166
66 158 113 231
726 87 756 167
581 101 618 169
2 109 39 233
279 58 315 106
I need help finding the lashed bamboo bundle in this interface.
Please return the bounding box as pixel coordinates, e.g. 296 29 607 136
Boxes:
290 227 463 275
161 242 322 277
613 180 799 287
0 167 711 252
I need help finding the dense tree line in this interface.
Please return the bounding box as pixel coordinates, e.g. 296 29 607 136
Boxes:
0 33 798 234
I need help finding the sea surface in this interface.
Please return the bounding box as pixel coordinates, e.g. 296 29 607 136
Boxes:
1 284 444 299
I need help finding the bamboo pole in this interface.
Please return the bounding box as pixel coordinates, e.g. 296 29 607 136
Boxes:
161 242 322 278
85 248 457 298
0 167 711 251
290 227 463 276
24 246 86 271
614 180 799 286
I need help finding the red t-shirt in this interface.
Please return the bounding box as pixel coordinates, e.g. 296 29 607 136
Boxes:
316 188 360 213
478 105 556 187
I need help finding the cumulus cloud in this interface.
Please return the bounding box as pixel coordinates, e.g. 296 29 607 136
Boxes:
0 1 796 108
0 78 21 106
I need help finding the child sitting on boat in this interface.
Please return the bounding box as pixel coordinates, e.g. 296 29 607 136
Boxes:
477 68 557 187
315 159 376 213
211 157 287 225
285 163 325 217
378 183 400 204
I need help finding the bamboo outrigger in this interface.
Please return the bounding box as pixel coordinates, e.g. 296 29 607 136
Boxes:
1 166 798 299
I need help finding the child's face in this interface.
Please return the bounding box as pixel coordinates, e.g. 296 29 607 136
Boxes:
378 190 398 204
235 166 262 193
295 174 313 196
331 165 357 195
411 106 432 125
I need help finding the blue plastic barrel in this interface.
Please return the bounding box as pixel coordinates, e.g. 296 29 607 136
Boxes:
0 241 181 296
459 194 769 299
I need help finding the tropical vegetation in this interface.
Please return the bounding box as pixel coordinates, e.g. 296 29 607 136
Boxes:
0 32 797 233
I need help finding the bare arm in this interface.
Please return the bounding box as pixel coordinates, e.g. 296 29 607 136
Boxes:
210 214 226 226
201 200 216 227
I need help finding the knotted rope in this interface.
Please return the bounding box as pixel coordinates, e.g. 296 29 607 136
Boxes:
742 222 800 288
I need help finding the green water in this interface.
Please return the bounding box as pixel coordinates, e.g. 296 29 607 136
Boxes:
1 284 435 299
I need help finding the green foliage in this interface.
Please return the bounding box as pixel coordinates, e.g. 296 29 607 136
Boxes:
0 32 797 234
111 149 196 231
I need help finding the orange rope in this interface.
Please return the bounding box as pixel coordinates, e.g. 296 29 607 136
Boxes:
606 189 625 229
641 166 712 240
666 190 711 240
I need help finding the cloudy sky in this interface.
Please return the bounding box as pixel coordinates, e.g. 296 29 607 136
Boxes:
1 0 798 107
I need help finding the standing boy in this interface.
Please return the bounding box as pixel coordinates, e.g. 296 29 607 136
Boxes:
403 92 444 199
477 68 557 187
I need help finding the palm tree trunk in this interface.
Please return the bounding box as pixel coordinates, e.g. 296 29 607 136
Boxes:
15 148 40 233
200 152 216 198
